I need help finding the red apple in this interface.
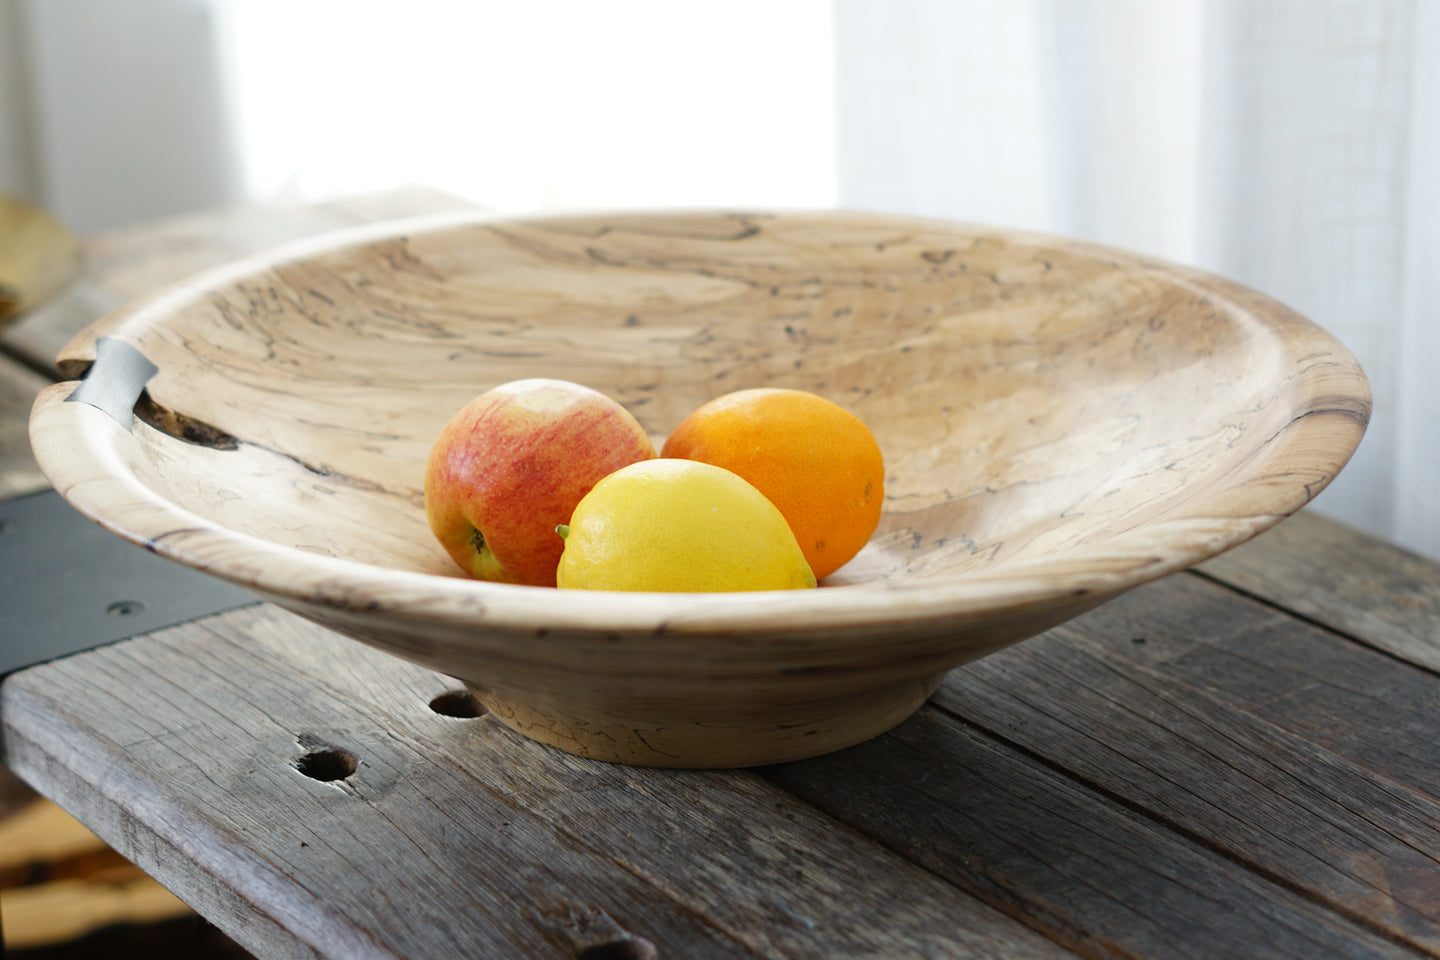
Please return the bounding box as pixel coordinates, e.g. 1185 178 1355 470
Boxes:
424 379 656 586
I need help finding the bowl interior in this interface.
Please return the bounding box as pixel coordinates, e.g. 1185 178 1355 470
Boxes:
41 209 1368 610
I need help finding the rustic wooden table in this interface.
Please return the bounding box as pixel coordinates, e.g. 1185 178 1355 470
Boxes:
4 192 1440 960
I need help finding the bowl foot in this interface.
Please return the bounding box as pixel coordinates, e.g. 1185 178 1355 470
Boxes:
466 674 946 768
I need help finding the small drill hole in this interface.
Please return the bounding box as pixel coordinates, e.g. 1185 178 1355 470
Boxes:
430 690 486 719
576 938 657 960
105 600 145 617
296 748 358 782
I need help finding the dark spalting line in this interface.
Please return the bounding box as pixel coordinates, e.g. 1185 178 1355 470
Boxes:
126 391 408 503
534 213 770 243
134 390 240 450
581 245 769 290
473 349 549 359
372 238 449 282
142 525 216 553
288 416 407 444
487 221 824 292
480 224 609 268
1289 404 1372 428
262 453 397 496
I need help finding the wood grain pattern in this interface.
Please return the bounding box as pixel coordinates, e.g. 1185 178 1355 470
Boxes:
923 569 1440 953
26 210 1371 766
4 189 484 526
1198 509 1440 670
0 186 479 374
766 710 1419 960
8 585 1436 959
1 604 1077 960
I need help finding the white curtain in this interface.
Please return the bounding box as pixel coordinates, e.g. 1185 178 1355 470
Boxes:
835 0 1440 561
3 0 1435 560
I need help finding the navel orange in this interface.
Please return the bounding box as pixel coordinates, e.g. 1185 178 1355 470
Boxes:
661 388 884 580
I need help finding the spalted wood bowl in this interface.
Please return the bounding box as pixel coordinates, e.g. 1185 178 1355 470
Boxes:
29 210 1370 767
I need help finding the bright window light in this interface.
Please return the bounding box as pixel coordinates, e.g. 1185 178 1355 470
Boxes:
215 1 838 212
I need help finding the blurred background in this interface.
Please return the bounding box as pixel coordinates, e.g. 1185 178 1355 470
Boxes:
0 0 1435 565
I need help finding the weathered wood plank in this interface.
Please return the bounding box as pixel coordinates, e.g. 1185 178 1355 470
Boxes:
1197 510 1440 671
2 640 765 960
250 615 1069 960
1 605 1077 960
0 187 480 373
892 571 1440 954
766 710 1420 960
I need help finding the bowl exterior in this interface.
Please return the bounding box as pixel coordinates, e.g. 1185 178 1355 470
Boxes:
261 582 1117 767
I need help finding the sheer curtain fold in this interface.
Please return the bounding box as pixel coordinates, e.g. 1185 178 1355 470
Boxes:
836 0 1439 560
1196 0 1417 540
1396 0 1440 559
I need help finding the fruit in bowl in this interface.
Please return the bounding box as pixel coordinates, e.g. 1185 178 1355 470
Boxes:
424 378 655 587
556 458 817 593
426 379 874 595
662 387 884 580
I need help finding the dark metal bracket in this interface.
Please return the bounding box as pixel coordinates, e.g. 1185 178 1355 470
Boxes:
0 489 258 678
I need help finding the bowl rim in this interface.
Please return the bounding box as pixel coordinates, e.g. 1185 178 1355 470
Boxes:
29 207 1372 641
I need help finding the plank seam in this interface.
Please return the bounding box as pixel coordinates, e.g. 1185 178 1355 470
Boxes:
922 697 1438 960
1185 567 1440 682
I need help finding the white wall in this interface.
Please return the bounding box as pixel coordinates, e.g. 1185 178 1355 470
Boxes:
5 0 836 231
0 0 39 202
20 0 245 232
213 0 838 213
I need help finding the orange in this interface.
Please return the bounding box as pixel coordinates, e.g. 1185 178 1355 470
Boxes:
661 388 884 580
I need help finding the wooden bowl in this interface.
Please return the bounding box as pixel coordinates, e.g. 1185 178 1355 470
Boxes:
29 210 1369 767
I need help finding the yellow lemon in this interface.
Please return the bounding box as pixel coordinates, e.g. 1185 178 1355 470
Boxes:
556 459 817 592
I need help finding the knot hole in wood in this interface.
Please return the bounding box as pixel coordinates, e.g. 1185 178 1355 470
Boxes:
295 739 359 782
576 936 659 960
429 689 486 719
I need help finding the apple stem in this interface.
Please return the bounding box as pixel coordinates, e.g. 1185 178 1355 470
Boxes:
555 524 570 540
